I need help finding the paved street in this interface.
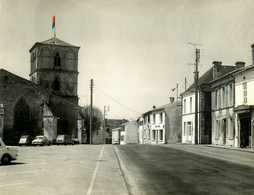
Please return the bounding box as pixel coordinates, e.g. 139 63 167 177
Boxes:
115 144 254 195
0 145 128 195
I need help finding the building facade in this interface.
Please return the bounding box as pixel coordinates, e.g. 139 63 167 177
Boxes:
141 102 181 144
234 65 254 148
210 62 245 147
120 121 138 145
181 61 236 144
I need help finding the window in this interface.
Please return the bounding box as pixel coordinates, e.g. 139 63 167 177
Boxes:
152 130 156 141
160 113 163 123
229 84 233 106
148 115 150 123
54 53 61 66
217 90 221 109
190 97 192 113
187 122 192 136
184 122 186 136
243 82 247 104
184 99 186 114
215 120 220 140
229 118 234 139
222 87 225 107
53 78 60 91
153 114 156 124
148 129 150 139
214 90 217 109
159 130 163 141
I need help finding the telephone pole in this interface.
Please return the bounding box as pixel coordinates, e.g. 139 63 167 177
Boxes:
188 42 201 145
90 79 94 144
194 48 200 144
103 106 109 144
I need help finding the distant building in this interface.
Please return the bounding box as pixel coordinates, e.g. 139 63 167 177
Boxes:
120 121 138 145
140 101 181 144
181 61 236 144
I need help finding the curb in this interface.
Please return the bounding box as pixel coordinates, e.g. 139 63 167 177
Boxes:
113 145 131 195
204 145 254 154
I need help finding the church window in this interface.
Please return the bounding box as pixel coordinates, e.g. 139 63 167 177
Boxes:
54 53 61 66
53 78 60 91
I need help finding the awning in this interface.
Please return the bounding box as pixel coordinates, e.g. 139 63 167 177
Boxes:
233 105 254 114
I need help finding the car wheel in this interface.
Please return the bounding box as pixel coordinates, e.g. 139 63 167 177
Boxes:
1 154 11 165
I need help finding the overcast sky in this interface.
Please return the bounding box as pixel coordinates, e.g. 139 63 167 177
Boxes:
1 0 254 120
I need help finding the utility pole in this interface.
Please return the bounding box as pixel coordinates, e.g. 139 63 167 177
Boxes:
185 77 187 91
188 42 202 145
194 48 200 144
103 106 109 144
90 79 94 144
176 84 178 102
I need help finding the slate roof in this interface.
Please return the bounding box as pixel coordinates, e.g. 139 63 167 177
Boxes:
182 65 236 95
105 119 129 128
29 37 79 52
142 103 172 116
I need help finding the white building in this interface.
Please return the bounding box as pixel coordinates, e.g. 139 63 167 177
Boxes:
234 64 254 148
181 61 236 144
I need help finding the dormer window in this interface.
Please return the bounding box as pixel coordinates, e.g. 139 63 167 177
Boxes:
54 53 61 66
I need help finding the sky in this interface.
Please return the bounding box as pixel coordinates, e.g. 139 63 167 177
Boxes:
0 0 254 120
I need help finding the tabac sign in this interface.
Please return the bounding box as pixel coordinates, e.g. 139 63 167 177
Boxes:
152 124 164 129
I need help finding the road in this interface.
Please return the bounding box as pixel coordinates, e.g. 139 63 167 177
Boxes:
0 145 128 195
115 144 254 195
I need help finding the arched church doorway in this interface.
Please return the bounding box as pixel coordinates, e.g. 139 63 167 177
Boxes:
13 97 31 144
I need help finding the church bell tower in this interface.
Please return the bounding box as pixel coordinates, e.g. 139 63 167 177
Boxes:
29 37 80 104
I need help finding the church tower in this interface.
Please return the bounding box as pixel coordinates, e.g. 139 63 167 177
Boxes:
29 37 80 104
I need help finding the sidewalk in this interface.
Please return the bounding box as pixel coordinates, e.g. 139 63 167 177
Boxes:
205 144 254 153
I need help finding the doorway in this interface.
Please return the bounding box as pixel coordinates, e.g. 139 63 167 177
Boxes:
240 115 251 148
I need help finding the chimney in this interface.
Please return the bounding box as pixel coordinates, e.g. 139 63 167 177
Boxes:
153 105 156 109
213 61 222 80
251 44 254 64
235 62 245 69
169 97 175 103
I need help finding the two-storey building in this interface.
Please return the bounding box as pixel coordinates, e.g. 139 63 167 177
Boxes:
234 64 254 148
210 62 245 147
141 101 181 144
181 61 236 144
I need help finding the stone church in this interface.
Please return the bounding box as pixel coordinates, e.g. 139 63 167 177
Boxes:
0 37 84 144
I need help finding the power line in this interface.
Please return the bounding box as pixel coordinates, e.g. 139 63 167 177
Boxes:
94 85 142 115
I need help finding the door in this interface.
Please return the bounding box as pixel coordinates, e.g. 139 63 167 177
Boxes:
223 119 226 145
240 117 251 148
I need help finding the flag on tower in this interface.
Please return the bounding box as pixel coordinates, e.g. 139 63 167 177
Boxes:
52 16 56 37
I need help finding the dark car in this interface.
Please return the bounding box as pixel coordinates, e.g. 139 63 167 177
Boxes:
56 135 74 145
18 135 33 146
72 138 80 144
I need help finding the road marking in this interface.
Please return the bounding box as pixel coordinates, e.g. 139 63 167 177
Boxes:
87 145 105 195
0 170 48 176
0 182 33 187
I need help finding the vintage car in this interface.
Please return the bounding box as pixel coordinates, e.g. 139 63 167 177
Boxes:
56 135 74 145
32 136 50 146
0 138 18 165
18 135 33 146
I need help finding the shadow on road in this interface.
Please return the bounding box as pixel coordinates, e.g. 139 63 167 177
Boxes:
0 162 26 166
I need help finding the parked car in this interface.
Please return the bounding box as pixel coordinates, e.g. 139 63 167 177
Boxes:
0 138 18 165
56 135 74 145
32 136 50 146
18 135 33 146
72 138 80 144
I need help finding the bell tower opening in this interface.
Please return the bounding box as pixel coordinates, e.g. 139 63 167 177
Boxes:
54 53 61 66
53 78 60 91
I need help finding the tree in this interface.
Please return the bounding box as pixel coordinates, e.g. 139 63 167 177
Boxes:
80 105 103 144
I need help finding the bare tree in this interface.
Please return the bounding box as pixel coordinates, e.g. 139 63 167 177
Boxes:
80 105 103 144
